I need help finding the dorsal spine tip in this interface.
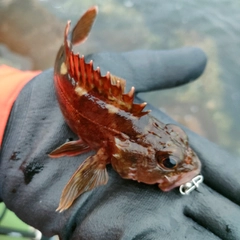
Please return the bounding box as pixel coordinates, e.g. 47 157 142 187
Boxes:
128 87 135 98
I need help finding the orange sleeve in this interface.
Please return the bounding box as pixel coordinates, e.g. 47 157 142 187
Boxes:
0 65 41 146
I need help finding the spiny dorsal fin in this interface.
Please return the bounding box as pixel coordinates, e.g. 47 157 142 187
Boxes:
64 7 149 117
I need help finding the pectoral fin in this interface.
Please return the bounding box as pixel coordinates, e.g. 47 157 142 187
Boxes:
49 139 90 158
56 148 109 212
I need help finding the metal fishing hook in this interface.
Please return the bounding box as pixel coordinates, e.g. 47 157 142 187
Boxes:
179 175 204 195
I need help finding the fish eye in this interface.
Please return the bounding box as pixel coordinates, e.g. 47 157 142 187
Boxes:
161 156 177 169
155 152 178 169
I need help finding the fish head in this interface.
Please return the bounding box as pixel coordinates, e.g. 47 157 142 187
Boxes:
112 121 201 191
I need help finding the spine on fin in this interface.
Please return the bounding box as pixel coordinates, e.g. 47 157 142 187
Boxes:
62 6 149 117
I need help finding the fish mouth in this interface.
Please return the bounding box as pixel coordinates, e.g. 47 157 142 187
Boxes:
158 168 200 191
158 154 201 192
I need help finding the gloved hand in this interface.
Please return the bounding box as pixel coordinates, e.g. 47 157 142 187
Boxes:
0 47 239 240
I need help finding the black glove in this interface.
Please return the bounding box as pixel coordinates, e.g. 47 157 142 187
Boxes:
1 47 239 240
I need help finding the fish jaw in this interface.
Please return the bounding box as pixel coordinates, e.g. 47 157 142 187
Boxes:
157 152 201 191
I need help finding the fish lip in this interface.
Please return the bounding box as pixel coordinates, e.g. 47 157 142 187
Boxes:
158 168 200 191
158 155 201 192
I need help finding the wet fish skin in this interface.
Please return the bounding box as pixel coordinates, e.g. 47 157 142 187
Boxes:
49 6 201 212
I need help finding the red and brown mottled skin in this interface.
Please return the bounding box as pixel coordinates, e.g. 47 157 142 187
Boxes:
49 6 201 212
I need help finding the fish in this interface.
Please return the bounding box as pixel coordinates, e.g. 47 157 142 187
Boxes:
49 6 201 212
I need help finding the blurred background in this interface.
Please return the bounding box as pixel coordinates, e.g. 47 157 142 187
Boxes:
0 0 239 238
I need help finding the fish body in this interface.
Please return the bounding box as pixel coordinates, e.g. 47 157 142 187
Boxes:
50 6 201 212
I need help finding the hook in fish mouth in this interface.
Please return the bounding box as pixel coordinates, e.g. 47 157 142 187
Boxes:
179 175 204 195
158 168 201 192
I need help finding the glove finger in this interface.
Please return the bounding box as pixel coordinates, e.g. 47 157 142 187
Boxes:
85 47 207 92
187 130 240 206
185 185 240 240
144 95 240 239
70 172 220 240
140 98 240 206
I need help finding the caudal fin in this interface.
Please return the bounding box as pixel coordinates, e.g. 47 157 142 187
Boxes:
71 6 98 45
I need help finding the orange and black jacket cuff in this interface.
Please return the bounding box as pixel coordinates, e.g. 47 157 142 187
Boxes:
0 65 41 146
